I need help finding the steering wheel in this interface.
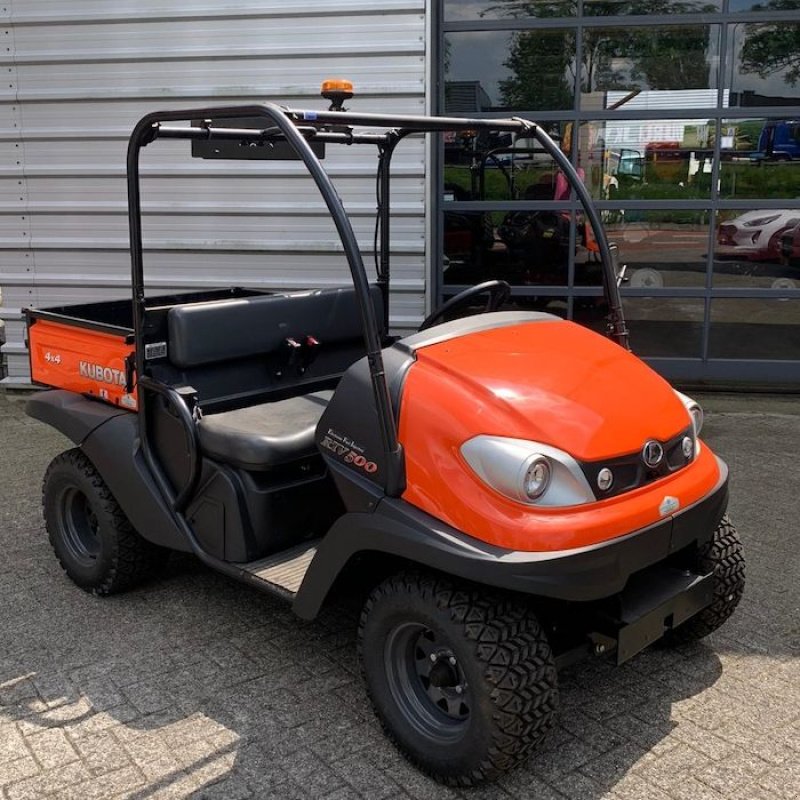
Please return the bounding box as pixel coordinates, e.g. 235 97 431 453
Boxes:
418 280 511 332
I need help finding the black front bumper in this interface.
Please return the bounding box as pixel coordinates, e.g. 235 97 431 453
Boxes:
491 459 729 602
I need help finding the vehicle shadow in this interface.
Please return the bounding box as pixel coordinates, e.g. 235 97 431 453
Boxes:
0 553 730 800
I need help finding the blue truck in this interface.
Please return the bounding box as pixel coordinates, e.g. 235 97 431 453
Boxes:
754 120 800 161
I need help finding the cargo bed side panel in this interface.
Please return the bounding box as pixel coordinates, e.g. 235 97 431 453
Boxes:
28 318 137 410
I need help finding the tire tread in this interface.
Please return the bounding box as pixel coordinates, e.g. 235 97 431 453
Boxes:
43 448 165 595
359 571 558 786
667 515 745 643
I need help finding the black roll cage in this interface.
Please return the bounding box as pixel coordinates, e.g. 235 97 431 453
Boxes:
126 102 629 500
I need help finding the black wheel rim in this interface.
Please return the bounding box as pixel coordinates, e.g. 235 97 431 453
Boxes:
57 487 101 567
384 622 470 743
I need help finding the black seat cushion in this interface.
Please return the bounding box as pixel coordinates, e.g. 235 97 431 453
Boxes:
197 391 333 470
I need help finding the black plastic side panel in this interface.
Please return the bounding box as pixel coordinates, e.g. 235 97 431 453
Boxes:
26 390 127 444
292 462 729 619
315 344 414 502
81 413 189 552
147 393 195 497
185 462 246 560
238 466 344 558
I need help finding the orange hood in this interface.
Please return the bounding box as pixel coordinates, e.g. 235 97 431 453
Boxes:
396 317 716 551
404 318 689 462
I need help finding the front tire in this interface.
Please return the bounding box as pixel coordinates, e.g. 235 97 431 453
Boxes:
358 572 558 786
665 514 745 644
43 448 167 595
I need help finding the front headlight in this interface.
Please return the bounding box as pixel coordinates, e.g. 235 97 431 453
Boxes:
460 436 595 507
675 390 703 459
675 390 703 436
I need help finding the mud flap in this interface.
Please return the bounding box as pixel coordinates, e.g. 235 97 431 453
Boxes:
592 567 714 665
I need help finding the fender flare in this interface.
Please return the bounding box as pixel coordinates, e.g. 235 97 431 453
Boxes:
26 389 127 444
26 389 188 552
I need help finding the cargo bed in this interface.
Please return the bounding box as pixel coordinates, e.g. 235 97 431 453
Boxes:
26 288 267 410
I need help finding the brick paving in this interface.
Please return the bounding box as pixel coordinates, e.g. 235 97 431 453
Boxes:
0 390 798 799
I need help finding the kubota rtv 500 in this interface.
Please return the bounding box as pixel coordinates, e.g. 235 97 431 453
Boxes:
25 84 744 784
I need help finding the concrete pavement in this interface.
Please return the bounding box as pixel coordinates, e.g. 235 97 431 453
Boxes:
0 390 798 799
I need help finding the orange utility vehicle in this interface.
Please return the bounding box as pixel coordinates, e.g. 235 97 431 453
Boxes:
25 85 744 785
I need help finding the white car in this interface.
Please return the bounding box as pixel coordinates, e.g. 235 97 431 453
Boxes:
717 209 800 262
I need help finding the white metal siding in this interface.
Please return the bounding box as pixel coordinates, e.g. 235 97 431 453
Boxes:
1 1 427 384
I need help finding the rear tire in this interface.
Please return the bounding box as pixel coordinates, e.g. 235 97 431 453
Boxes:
43 448 167 595
664 515 745 644
358 572 558 785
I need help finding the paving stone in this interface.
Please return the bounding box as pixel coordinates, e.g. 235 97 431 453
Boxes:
4 761 91 800
51 766 148 800
0 756 41 788
329 750 402 799
73 730 133 776
26 728 79 769
117 731 182 782
0 724 31 765
694 753 773 798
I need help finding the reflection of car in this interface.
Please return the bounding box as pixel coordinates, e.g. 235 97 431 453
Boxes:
780 222 800 266
716 210 800 262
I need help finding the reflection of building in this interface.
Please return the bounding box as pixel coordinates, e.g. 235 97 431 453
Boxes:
444 81 492 114
2 3 799 387
730 90 800 107
440 3 800 384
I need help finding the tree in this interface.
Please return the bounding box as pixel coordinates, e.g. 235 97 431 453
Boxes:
488 0 714 108
498 29 575 110
740 2 800 87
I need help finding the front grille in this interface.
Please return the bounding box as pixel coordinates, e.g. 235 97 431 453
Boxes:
580 425 694 501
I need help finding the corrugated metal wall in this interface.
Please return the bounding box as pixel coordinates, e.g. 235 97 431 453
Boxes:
1 0 427 385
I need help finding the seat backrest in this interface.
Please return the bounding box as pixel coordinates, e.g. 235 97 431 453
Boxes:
158 285 384 412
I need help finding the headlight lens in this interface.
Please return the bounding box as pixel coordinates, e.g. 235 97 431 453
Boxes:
523 457 551 500
675 391 703 435
460 436 595 507
675 390 703 459
597 467 614 492
744 213 780 227
690 404 704 436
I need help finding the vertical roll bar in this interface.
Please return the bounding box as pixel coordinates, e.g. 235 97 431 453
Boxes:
513 120 630 349
126 103 404 496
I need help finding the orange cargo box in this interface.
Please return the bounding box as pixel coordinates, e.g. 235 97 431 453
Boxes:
27 313 137 410
25 288 267 411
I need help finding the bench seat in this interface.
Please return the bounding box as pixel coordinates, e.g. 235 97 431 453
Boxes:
197 391 333 471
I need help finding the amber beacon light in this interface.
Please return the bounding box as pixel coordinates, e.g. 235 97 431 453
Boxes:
321 78 354 111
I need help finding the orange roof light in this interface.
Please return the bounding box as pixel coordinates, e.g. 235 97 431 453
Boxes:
321 78 354 95
321 78 354 112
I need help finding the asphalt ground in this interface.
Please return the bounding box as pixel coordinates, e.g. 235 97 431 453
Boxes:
0 390 798 800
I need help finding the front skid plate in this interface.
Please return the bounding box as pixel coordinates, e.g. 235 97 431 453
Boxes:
594 566 714 664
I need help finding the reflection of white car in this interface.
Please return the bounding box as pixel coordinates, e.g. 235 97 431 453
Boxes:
717 210 800 262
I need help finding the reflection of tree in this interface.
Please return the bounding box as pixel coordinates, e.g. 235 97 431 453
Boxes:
483 0 713 14
487 0 714 106
740 3 800 87
627 25 712 90
498 30 575 109
482 0 577 16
